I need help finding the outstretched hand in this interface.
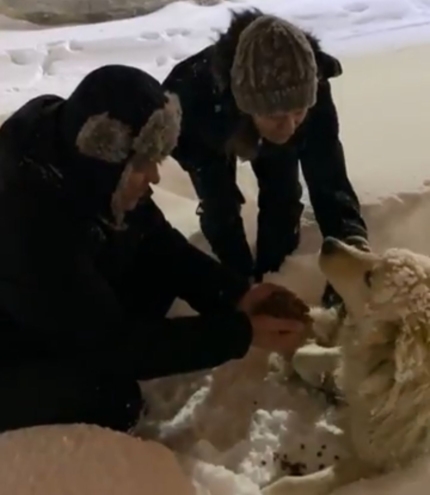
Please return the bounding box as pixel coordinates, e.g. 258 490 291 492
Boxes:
238 283 311 321
238 283 311 355
248 314 307 356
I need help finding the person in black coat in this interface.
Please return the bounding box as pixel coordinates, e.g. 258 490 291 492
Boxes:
0 65 307 434
163 9 369 306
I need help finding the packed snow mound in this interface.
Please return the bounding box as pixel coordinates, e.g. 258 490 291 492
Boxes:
0 424 197 495
139 347 430 495
139 349 347 486
0 423 264 495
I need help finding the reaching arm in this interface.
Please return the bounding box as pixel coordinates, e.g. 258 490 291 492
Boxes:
137 199 251 313
0 192 252 379
300 80 368 241
251 144 304 278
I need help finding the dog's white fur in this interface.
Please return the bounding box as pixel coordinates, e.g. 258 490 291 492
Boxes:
263 239 430 495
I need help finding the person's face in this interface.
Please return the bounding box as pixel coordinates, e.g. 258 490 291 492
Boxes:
252 108 308 144
115 162 160 212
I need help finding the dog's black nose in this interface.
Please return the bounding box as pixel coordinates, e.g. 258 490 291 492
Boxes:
321 237 339 255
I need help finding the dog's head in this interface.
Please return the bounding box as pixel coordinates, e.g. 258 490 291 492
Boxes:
319 237 430 382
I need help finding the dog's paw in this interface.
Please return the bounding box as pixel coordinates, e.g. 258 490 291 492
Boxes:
292 344 339 388
309 307 341 346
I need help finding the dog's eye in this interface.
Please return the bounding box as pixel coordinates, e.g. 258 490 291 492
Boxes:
364 271 372 287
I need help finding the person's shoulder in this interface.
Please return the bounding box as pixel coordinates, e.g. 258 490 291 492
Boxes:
2 95 63 126
305 33 343 81
163 46 214 96
318 52 343 80
0 94 64 144
0 94 64 186
163 46 222 143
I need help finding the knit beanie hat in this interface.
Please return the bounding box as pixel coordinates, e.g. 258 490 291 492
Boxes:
231 15 318 115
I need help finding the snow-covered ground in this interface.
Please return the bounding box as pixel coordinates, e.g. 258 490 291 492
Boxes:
1 1 430 494
3 0 430 116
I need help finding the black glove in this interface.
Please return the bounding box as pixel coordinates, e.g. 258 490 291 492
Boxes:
254 229 300 283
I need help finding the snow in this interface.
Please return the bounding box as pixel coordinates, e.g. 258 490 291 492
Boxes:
1 0 430 494
0 424 196 495
2 0 430 116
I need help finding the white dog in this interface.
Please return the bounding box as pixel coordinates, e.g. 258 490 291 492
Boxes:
263 237 430 495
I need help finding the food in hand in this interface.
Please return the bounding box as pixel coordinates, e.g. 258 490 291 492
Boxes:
252 288 312 328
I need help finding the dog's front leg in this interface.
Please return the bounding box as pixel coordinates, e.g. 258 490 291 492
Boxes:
310 307 342 347
261 457 375 495
292 343 340 389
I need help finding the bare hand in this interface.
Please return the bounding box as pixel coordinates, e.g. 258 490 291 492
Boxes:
238 283 290 314
239 283 311 323
249 315 307 356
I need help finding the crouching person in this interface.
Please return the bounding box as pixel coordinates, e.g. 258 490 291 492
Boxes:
163 9 369 306
0 65 307 434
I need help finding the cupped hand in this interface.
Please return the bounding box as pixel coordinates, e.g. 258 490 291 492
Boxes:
238 283 291 314
249 314 308 356
238 283 311 322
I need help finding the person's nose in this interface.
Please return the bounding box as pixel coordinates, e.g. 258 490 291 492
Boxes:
277 116 296 139
284 115 296 131
146 163 160 185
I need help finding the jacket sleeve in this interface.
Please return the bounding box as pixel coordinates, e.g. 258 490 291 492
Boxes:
0 198 252 379
299 79 368 241
136 199 251 314
251 145 304 278
165 59 255 279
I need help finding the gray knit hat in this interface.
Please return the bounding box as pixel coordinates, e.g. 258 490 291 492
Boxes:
231 15 318 115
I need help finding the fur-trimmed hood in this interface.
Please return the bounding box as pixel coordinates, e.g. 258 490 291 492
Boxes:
212 9 342 93
54 65 181 226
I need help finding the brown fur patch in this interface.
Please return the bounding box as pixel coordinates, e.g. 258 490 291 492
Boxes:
75 93 181 167
131 92 182 167
76 113 133 163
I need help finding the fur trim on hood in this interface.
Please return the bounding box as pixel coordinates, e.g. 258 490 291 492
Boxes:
57 65 182 228
76 92 181 167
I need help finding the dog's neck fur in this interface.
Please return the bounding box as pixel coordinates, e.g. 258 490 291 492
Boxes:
337 315 430 470
308 303 430 470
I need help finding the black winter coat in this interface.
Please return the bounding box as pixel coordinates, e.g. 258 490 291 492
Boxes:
0 71 253 380
163 10 368 280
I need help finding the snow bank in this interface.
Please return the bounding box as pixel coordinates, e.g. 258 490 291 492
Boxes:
2 0 430 114
0 424 195 495
0 0 220 25
138 349 430 495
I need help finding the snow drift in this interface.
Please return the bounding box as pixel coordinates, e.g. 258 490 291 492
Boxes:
0 0 221 25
